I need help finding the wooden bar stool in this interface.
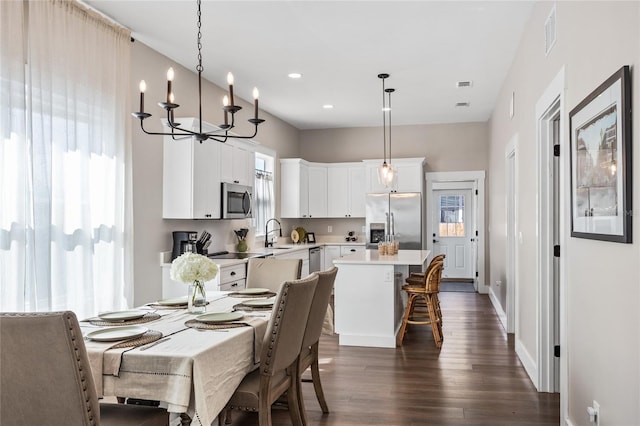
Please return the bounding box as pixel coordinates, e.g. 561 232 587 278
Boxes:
397 260 444 348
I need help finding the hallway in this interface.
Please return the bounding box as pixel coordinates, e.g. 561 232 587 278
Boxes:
230 292 560 425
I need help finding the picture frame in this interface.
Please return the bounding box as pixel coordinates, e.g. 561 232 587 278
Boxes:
569 65 632 243
306 232 316 243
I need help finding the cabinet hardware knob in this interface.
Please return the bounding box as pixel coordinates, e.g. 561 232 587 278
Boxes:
231 283 238 287
230 271 236 276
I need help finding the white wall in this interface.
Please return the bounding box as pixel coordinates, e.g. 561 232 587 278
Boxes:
129 41 300 306
488 2 639 424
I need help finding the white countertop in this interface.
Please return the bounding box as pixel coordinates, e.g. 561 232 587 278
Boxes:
332 249 430 266
160 241 366 267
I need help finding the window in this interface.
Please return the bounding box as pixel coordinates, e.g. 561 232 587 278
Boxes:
0 0 132 319
439 195 466 237
252 152 275 237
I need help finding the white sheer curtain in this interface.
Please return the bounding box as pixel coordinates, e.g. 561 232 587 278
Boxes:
253 170 274 236
0 0 133 319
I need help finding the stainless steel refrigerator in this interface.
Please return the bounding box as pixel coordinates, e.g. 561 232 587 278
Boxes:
365 192 422 249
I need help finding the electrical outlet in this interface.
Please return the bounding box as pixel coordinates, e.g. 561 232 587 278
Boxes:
328 226 332 233
496 280 502 287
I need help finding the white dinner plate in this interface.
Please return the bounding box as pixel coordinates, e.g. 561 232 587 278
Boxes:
236 287 271 295
196 312 244 324
243 297 276 307
291 230 300 243
156 296 188 306
98 310 147 322
86 325 148 342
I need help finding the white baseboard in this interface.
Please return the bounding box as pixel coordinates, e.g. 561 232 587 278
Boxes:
488 287 507 331
564 417 575 426
515 338 539 390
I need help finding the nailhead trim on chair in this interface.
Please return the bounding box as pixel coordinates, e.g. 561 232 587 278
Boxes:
263 284 289 374
64 311 97 425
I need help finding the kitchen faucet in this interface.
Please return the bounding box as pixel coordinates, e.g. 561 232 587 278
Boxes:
264 218 282 247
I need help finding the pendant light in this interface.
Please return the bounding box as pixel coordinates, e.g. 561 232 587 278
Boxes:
132 0 264 142
377 73 396 187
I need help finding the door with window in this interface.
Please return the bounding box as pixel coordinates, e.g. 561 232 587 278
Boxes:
432 189 474 280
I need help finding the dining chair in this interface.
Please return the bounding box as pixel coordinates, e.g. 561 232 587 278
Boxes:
297 266 338 424
0 311 169 426
219 274 319 426
245 258 302 293
396 260 445 348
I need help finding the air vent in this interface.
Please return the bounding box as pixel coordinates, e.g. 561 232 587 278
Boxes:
456 81 473 88
545 5 557 55
455 102 470 108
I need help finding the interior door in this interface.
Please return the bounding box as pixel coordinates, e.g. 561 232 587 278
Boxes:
432 189 473 279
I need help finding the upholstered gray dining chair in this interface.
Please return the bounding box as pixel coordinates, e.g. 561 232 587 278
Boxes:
219 274 319 426
0 311 169 426
297 266 337 424
245 258 302 292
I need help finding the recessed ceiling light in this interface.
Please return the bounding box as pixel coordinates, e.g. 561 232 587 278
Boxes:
455 102 470 107
288 72 303 79
323 104 334 109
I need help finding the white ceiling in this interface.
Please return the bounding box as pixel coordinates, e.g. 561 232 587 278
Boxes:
85 1 534 130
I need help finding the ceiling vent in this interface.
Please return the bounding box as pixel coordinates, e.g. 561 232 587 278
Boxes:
455 102 470 108
545 5 557 56
456 80 473 88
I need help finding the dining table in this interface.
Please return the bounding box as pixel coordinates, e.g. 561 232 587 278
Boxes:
80 290 274 426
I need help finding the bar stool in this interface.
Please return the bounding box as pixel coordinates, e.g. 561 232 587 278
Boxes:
397 260 444 348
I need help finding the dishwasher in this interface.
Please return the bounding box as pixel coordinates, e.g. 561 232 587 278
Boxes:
309 247 322 273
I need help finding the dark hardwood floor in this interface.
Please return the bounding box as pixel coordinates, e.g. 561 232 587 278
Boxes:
228 292 560 425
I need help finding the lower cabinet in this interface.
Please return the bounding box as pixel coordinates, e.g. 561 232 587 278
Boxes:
218 263 246 292
324 244 365 270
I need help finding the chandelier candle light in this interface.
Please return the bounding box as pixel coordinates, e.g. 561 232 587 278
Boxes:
132 0 264 142
377 73 397 188
170 252 219 314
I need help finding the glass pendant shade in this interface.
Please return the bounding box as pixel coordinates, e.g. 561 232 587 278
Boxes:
378 161 395 187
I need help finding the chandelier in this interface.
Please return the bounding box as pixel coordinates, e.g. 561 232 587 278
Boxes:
131 0 264 142
377 73 397 187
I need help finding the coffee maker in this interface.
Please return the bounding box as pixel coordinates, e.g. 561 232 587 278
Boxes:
172 231 198 260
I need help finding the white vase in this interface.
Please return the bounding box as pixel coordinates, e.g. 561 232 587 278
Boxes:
188 280 207 314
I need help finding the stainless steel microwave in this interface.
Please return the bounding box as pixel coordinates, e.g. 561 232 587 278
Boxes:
221 182 253 219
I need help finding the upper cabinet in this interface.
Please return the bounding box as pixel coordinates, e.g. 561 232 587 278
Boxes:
307 165 327 218
219 140 255 187
162 118 255 219
327 163 365 218
363 158 425 193
281 159 309 218
281 160 327 218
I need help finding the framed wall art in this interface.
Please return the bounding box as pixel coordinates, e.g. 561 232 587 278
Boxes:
569 65 632 243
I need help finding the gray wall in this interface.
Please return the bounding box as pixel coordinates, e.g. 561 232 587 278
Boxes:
300 122 489 172
130 41 300 306
488 2 639 424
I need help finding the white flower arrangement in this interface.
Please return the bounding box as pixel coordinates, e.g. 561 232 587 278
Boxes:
170 252 219 284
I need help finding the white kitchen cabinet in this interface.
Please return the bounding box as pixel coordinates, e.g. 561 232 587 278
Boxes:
340 245 365 257
307 165 327 218
363 158 425 194
162 118 221 219
324 245 341 270
327 164 365 218
273 248 310 278
281 159 309 218
220 141 255 187
217 263 246 292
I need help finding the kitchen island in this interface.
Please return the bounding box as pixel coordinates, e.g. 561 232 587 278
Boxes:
333 249 430 348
